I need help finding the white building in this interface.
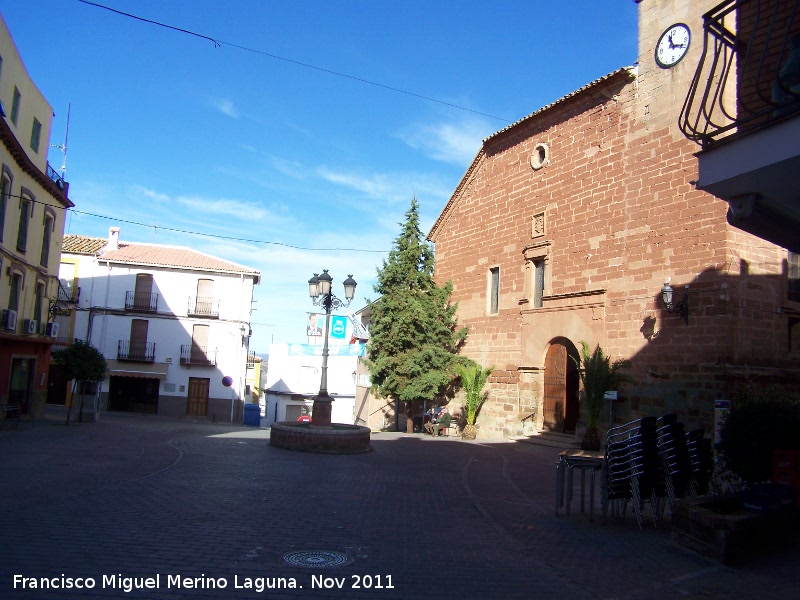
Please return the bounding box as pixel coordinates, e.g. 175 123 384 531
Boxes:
51 227 260 422
263 341 366 427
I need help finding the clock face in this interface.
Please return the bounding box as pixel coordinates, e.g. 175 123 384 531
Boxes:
655 23 691 68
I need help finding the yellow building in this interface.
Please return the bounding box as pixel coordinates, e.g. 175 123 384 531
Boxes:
0 13 73 417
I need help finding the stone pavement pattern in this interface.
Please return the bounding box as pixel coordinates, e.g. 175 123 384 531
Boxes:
0 414 798 599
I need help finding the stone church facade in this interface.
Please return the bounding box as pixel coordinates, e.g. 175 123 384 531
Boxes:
429 0 799 440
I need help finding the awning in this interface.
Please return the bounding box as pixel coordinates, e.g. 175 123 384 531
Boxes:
106 360 169 380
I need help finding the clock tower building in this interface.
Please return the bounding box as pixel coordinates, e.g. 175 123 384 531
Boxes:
633 0 719 141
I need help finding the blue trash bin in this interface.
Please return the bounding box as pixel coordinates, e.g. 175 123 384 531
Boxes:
243 403 260 427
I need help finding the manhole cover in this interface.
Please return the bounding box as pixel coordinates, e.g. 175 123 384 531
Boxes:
282 550 354 568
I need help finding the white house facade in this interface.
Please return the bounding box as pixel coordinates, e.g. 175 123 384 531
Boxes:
51 227 260 423
263 342 365 427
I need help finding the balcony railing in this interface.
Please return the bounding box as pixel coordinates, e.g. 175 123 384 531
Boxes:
57 280 79 303
118 340 156 362
187 296 219 318
46 162 68 193
180 344 217 366
125 291 159 312
679 0 800 147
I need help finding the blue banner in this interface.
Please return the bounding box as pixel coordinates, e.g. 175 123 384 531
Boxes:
288 344 366 357
330 315 347 339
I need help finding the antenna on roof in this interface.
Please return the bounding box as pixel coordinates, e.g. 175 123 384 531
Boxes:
50 103 70 179
150 224 158 242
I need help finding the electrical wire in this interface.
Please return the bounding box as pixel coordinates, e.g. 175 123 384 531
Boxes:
3 191 390 253
76 0 511 122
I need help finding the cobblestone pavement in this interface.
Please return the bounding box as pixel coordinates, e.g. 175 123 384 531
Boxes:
1 413 797 599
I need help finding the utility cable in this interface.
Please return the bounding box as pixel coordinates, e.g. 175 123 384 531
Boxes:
3 190 390 253
76 0 511 122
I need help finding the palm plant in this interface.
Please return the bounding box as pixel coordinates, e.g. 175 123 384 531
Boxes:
571 342 633 450
454 362 494 440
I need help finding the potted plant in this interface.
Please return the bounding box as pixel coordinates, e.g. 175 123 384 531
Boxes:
671 383 799 563
571 341 633 451
454 362 494 440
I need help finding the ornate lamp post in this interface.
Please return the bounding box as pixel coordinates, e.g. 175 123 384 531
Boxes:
308 270 357 426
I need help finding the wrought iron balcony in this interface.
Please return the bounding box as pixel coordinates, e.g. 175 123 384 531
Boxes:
187 296 219 318
118 340 156 362
57 280 79 303
680 0 800 147
125 291 159 312
46 162 68 193
180 344 217 366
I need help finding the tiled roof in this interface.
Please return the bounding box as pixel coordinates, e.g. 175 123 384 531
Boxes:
62 235 108 254
61 235 260 281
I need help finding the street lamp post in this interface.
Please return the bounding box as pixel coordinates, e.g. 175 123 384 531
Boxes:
308 270 357 427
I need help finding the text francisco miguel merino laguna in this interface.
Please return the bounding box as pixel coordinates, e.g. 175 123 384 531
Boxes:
14 573 396 593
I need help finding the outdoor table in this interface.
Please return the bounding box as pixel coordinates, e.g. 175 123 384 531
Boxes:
555 449 605 522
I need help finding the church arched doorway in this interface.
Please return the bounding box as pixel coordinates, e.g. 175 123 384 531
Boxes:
542 338 580 433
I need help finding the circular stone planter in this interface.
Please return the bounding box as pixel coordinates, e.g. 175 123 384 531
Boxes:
269 422 372 454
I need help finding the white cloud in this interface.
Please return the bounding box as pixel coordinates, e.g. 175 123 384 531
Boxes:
136 186 171 203
213 98 239 118
399 117 494 165
173 195 270 221
316 167 452 205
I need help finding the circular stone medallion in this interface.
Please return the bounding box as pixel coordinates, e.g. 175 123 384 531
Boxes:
282 550 354 569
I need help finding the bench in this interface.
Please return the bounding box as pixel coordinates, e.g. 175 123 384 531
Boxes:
0 402 21 430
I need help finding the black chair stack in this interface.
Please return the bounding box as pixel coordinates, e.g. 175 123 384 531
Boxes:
686 428 714 495
656 414 693 512
601 417 661 529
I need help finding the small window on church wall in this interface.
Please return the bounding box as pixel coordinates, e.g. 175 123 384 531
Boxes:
790 318 800 354
489 267 500 314
789 252 800 302
533 260 545 308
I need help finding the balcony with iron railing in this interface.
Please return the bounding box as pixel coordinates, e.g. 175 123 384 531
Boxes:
46 163 68 193
678 0 800 253
125 291 159 312
118 340 156 362
57 280 79 303
680 0 800 147
187 296 219 318
180 344 217 366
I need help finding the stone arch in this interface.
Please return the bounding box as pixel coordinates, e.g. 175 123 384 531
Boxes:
542 337 581 433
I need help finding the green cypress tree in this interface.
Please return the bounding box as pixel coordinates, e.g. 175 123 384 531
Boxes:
365 197 468 431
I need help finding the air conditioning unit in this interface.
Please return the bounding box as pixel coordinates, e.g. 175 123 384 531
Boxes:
45 322 59 337
2 309 18 331
22 319 38 334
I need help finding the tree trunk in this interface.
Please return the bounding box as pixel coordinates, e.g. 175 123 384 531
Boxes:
581 427 602 451
65 379 77 426
462 423 477 440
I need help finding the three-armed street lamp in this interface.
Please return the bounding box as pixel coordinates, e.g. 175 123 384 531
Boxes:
308 270 357 427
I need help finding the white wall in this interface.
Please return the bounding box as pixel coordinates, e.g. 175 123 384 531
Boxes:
262 342 362 426
59 252 256 419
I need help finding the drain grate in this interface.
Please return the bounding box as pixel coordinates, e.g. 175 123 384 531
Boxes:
282 550 354 569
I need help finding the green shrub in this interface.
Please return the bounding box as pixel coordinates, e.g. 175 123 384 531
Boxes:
717 386 800 485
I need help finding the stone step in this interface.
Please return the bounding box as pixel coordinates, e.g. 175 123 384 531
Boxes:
515 430 582 449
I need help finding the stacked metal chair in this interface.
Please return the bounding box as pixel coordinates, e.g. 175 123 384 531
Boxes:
655 414 693 512
686 428 714 495
601 416 661 529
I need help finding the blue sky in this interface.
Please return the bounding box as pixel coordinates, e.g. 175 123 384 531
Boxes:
2 1 638 354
